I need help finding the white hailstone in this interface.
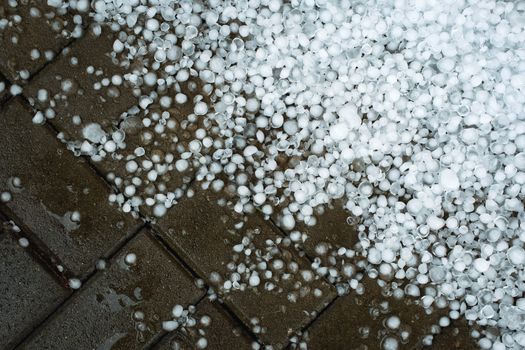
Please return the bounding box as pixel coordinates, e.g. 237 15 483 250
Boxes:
172 304 184 318
460 128 479 144
337 104 361 128
194 102 208 115
386 316 401 330
515 153 525 171
153 203 167 217
427 216 445 231
507 246 525 266
113 39 124 53
104 140 117 153
139 96 153 109
196 338 208 349
268 0 282 12
81 141 93 155
9 84 22 95
271 114 284 128
82 123 106 143
440 169 459 191
32 111 45 125
249 273 260 287
96 259 107 270
76 0 90 12
473 258 490 273
253 192 266 205
329 122 349 142
406 199 423 214
73 1 525 343
1 191 12 203
68 278 82 290
281 214 295 230
18 237 29 248
162 321 179 331
125 253 137 265
437 58 455 73
243 145 258 157
246 98 259 112
367 247 382 264
382 336 399 350
126 160 138 173
175 159 189 172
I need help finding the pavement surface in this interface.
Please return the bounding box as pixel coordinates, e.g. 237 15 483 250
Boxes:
0 2 479 349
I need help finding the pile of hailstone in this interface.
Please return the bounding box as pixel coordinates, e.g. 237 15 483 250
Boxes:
45 0 525 348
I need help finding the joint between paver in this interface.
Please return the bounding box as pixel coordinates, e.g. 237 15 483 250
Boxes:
149 225 264 346
11 222 147 350
0 206 71 286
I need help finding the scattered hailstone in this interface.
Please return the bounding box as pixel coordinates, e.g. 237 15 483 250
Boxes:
23 0 525 348
0 191 12 203
125 253 137 265
9 84 22 96
18 237 29 248
82 123 106 144
68 278 82 290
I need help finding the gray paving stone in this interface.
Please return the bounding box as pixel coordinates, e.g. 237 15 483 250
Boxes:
0 0 81 82
154 299 253 350
156 186 337 348
300 278 477 350
21 229 205 350
23 28 195 219
0 98 141 277
0 225 69 349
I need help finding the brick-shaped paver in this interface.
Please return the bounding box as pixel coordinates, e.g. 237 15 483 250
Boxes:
21 228 204 350
155 298 254 350
301 278 477 349
0 224 69 349
156 186 337 348
0 98 141 277
24 26 136 141
24 27 196 219
0 1 81 82
297 201 358 254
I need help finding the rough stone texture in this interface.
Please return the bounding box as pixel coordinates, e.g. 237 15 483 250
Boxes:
300 278 478 350
0 225 69 349
156 186 337 348
154 299 254 350
21 229 204 350
0 0 81 82
0 98 141 277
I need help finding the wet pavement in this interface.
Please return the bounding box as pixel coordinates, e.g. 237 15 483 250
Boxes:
0 2 479 350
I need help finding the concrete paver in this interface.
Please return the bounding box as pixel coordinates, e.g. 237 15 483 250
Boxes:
0 224 69 349
0 0 81 82
0 98 141 277
21 229 204 350
156 185 337 348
